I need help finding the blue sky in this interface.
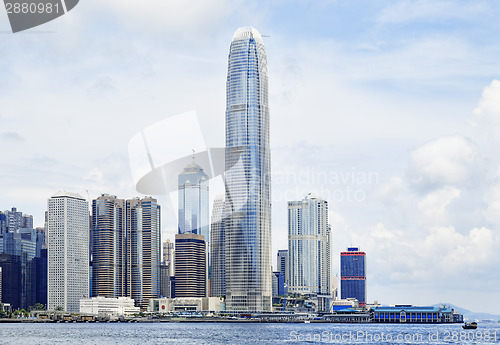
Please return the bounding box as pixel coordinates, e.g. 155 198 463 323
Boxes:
1 0 500 314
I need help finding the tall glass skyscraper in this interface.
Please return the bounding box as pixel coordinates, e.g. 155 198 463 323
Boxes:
224 27 272 312
178 162 209 241
126 196 161 309
210 195 225 297
340 247 367 306
91 194 126 298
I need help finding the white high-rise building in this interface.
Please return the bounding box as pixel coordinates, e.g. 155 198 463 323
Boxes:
288 196 331 304
47 192 89 312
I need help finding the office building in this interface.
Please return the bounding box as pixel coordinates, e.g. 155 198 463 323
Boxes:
0 254 21 309
209 195 225 297
0 212 7 234
288 196 331 305
159 264 170 298
340 247 366 307
224 26 272 312
272 271 285 297
178 162 209 241
126 197 160 310
161 239 174 298
91 194 126 298
33 248 48 307
22 215 33 229
277 249 289 286
47 192 89 312
174 233 206 298
5 207 22 233
176 162 209 298
0 229 44 309
162 239 174 267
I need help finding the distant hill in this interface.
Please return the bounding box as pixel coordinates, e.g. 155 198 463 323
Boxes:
433 303 500 322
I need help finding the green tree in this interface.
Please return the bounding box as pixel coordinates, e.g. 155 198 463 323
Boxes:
33 303 45 311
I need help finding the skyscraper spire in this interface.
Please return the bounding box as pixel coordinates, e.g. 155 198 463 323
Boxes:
224 26 272 312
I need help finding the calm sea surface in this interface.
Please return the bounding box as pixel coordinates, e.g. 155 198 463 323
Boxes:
1 322 499 344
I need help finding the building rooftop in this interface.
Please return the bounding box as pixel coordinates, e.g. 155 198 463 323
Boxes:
373 306 442 313
51 191 85 200
232 26 264 45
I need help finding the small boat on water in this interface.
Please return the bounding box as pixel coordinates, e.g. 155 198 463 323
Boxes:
462 322 477 329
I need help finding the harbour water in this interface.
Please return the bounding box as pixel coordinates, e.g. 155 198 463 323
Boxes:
1 322 499 344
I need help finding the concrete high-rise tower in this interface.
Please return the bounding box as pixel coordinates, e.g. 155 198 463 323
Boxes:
288 196 331 311
224 27 272 312
47 192 89 312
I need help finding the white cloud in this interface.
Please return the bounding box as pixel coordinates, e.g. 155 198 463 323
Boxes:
376 176 404 198
0 131 25 143
370 222 396 239
95 0 234 39
474 79 500 129
378 0 486 24
422 226 498 276
418 187 461 224
408 135 479 190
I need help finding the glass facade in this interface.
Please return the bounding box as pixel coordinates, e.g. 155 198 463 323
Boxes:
174 233 206 298
126 197 161 310
288 197 331 297
91 194 126 298
209 196 225 297
277 249 289 286
178 163 209 241
0 212 7 234
340 247 366 306
224 27 272 311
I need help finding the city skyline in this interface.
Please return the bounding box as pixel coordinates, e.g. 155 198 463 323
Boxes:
1 1 500 314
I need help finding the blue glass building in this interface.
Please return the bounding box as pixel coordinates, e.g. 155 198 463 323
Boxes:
178 162 209 240
224 27 272 311
0 212 7 234
340 247 366 306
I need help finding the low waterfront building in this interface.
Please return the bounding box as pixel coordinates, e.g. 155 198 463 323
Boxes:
79 297 140 316
148 297 224 313
1 302 11 313
371 305 463 323
325 310 371 323
331 298 359 311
